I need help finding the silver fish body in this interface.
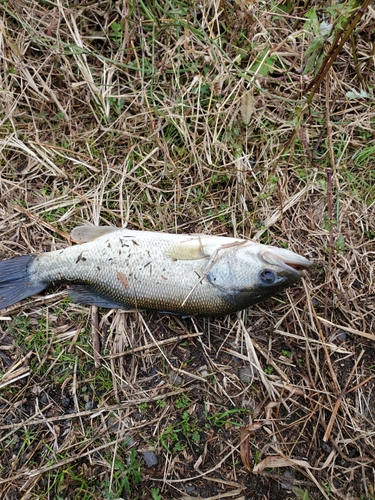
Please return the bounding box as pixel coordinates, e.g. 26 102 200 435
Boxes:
0 227 312 316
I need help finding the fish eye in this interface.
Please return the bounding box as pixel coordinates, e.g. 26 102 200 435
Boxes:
259 269 277 285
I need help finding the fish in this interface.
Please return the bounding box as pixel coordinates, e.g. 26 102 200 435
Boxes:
0 226 312 316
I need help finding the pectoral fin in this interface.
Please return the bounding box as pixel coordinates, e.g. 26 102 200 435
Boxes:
166 238 209 261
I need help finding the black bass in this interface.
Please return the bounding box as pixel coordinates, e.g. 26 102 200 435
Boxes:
0 226 312 316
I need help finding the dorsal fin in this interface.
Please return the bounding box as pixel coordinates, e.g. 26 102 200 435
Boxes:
71 226 122 243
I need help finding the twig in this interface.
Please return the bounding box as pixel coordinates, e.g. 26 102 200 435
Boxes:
91 305 101 368
323 350 364 442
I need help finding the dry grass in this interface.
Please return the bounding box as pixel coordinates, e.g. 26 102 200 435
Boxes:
0 1 374 499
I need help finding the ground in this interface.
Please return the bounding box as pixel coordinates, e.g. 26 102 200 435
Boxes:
0 1 374 499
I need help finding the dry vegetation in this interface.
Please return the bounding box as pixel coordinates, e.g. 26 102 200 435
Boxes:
0 0 374 499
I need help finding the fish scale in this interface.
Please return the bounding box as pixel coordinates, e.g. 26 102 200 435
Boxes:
0 226 313 316
31 233 230 315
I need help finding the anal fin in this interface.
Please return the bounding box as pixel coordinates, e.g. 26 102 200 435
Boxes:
68 284 130 309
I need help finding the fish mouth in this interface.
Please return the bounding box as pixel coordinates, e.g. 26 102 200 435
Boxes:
262 248 313 276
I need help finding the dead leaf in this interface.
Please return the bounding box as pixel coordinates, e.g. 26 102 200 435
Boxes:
253 455 311 474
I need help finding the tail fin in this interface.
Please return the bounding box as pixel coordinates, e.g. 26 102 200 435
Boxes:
0 255 47 310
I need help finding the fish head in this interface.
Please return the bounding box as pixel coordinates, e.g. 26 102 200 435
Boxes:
207 241 312 309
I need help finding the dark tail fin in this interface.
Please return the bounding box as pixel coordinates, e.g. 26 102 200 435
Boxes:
0 255 47 310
